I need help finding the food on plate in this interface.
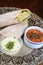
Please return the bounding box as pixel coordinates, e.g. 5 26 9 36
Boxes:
16 9 31 22
26 29 43 42
0 22 28 39
1 37 22 55
0 9 31 28
0 10 22 28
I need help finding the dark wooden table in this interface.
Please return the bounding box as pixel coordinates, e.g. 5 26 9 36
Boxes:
0 0 43 18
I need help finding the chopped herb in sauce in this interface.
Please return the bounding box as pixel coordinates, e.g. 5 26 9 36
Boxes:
29 33 41 39
6 41 14 50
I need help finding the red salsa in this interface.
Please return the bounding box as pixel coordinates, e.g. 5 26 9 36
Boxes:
26 29 43 42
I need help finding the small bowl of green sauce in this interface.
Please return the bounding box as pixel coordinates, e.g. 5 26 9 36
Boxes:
1 37 23 56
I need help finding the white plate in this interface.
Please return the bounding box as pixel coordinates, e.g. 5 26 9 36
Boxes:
1 37 23 56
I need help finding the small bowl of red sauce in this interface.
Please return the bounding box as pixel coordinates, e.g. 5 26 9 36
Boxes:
24 26 43 48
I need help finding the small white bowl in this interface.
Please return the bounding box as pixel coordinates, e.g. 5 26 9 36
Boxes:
1 37 23 56
24 26 43 49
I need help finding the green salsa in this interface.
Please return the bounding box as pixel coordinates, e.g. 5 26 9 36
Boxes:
6 41 14 50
